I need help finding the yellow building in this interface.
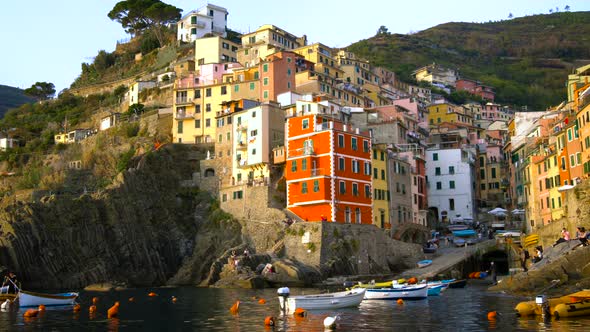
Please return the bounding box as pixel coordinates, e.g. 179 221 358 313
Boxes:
547 151 564 222
195 36 239 65
237 24 307 68
567 64 590 102
372 145 389 228
336 50 377 86
524 156 538 228
427 102 473 126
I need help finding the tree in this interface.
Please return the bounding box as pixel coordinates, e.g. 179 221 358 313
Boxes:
376 25 390 36
565 5 570 11
508 13 513 19
24 82 55 100
108 0 182 46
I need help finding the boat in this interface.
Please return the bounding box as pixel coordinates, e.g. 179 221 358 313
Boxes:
18 290 78 307
277 288 365 313
453 238 466 247
365 284 428 300
515 290 590 317
417 260 432 268
553 300 590 318
452 230 477 237
423 246 437 254
447 279 467 288
448 224 469 231
427 284 445 296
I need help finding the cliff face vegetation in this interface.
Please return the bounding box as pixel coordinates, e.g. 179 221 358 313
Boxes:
0 144 240 289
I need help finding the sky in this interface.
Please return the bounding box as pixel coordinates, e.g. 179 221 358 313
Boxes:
1 0 589 94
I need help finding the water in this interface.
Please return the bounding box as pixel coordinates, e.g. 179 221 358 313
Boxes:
1 284 590 331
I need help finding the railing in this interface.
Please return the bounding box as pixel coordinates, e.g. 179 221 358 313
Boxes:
176 97 193 105
288 147 315 157
175 111 195 120
310 168 326 176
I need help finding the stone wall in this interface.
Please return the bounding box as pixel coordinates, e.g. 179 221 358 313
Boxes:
220 185 286 224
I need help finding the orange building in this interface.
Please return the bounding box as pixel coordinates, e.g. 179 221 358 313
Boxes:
285 114 372 224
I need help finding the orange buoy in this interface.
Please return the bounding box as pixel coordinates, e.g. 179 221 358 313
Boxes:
258 298 266 304
408 277 417 284
293 307 307 317
264 316 275 326
38 305 46 312
128 297 135 302
92 297 99 305
89 305 97 314
148 292 158 297
229 300 240 315
23 309 39 317
487 311 497 320
475 272 481 279
171 296 177 303
73 304 81 312
397 299 404 305
107 301 120 319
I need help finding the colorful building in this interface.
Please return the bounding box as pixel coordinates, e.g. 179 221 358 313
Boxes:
195 36 239 64
372 145 389 228
177 3 228 43
285 113 372 223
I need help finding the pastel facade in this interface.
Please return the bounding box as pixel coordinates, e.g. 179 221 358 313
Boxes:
195 36 239 64
0 138 17 150
177 4 228 43
237 25 307 68
372 145 389 228
128 81 157 106
413 63 458 88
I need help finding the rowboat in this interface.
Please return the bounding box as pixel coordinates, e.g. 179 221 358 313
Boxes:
364 284 428 300
447 279 467 288
18 290 78 307
427 284 445 296
417 260 432 268
277 288 365 313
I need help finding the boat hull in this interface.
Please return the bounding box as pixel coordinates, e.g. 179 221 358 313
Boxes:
427 284 444 296
365 285 428 300
447 279 467 288
278 288 365 313
417 260 432 268
18 290 78 307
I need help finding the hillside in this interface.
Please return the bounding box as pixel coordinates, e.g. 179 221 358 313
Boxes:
347 11 590 110
0 85 34 118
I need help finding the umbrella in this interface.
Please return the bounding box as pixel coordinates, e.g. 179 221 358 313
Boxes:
488 207 507 216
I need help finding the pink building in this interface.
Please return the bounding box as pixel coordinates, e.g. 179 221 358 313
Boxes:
457 78 495 101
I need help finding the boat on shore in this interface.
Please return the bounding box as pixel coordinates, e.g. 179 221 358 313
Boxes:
364 284 428 300
18 290 78 307
277 287 365 313
417 260 432 268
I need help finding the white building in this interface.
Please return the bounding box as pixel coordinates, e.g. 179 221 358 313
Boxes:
177 4 228 43
128 81 157 106
0 138 17 150
426 147 476 222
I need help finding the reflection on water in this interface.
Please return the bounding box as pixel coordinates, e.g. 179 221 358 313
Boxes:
1 284 590 331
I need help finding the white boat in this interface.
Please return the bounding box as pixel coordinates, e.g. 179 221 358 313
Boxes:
277 288 365 313
364 284 428 300
18 290 78 307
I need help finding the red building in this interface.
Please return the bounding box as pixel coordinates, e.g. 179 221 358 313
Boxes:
285 112 372 223
456 78 495 101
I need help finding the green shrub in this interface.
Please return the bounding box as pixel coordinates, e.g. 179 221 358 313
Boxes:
116 147 136 173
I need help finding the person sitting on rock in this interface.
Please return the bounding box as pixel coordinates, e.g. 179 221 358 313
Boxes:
576 227 589 247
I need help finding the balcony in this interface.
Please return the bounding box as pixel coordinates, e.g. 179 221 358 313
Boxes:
289 146 315 157
236 124 247 132
175 97 193 106
237 158 248 168
236 141 247 149
188 22 206 29
310 168 326 176
175 111 195 120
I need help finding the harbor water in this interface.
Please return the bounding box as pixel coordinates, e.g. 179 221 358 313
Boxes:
1 284 590 331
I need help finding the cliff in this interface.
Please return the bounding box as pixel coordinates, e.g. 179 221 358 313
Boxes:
0 144 241 289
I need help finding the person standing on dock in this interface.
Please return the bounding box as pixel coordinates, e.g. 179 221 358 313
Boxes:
490 262 497 285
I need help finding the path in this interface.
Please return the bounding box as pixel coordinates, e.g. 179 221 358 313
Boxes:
396 239 497 280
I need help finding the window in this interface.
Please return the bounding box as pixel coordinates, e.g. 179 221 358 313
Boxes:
313 180 319 192
221 86 227 95
206 103 211 112
195 90 201 98
250 129 257 136
291 160 297 172
263 64 268 72
252 111 256 118
373 150 377 159
449 198 455 211
233 190 243 199
338 135 344 148
373 168 378 179
450 180 455 189
351 137 358 151
263 77 269 86
301 182 308 193
577 152 582 165
355 208 361 224
435 167 441 176
302 159 307 171
251 148 256 155
480 183 486 190
177 120 183 134
205 119 211 127
249 82 255 90
480 169 485 179
449 166 455 174
195 119 200 128
206 88 212 97
352 160 359 173
365 185 371 198
380 152 384 161
364 162 371 175
352 183 359 196
433 153 438 161
381 169 385 180
339 181 346 194
302 119 309 129
263 91 269 99
254 72 259 79
570 154 575 166
491 168 497 178
436 182 442 190
363 140 369 152
339 157 345 170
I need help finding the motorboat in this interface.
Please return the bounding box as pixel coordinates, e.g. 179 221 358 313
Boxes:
277 287 365 313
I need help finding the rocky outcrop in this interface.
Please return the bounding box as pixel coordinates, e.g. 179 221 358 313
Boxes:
0 145 235 289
